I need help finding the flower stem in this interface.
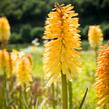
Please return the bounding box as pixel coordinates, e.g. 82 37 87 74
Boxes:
104 103 109 109
3 70 9 109
68 81 73 109
19 88 22 109
52 83 56 109
61 72 68 109
94 47 97 60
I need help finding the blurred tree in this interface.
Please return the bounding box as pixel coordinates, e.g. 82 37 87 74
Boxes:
20 24 31 42
0 0 109 43
31 27 44 42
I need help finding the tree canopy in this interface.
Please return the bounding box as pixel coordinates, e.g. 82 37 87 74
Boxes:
0 0 109 43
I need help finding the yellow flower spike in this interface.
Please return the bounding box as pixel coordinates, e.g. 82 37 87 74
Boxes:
3 50 12 79
16 55 32 87
11 49 20 76
88 25 103 49
96 44 109 108
0 17 11 43
43 4 81 85
0 49 12 78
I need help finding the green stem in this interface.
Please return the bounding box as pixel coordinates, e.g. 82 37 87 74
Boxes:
94 48 97 71
52 84 56 109
30 86 33 109
3 72 6 109
56 83 59 107
19 88 23 109
22 93 29 109
68 81 73 109
3 71 8 109
61 72 68 109
79 88 88 109
94 47 97 60
20 86 29 109
104 103 109 109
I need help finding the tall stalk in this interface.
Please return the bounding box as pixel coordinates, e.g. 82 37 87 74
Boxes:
19 88 23 109
61 72 68 109
52 83 56 109
68 81 73 109
3 65 9 109
94 47 97 60
104 104 109 109
3 70 7 109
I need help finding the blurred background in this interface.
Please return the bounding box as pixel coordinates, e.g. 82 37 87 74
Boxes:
0 1 108 108
0 0 109 44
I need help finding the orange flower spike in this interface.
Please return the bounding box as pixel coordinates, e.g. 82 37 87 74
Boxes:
0 50 12 78
96 44 109 108
16 55 32 86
